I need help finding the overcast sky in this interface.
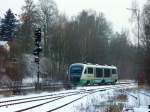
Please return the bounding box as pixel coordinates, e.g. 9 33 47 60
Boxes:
0 0 147 42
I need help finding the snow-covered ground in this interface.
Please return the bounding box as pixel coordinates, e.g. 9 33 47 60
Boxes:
124 87 150 112
0 83 149 112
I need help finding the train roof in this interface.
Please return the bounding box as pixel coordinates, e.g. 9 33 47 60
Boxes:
70 63 117 69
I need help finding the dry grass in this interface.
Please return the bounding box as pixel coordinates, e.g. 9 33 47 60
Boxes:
0 90 13 97
105 104 123 112
116 94 127 101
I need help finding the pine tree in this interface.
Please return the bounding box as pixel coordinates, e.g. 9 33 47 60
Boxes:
0 9 17 41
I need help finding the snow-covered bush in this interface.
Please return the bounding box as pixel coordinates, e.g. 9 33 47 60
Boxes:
21 54 50 84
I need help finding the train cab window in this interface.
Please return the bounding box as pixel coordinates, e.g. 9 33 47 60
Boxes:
104 69 110 77
96 68 103 77
112 69 117 74
70 65 83 75
87 67 93 74
84 68 87 74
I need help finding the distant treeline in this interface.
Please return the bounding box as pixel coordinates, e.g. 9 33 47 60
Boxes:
0 0 150 85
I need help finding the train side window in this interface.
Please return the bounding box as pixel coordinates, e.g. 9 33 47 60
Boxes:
88 67 93 74
104 69 110 77
96 68 103 77
112 69 116 74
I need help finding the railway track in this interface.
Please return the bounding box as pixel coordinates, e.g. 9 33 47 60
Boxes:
15 88 106 112
120 86 150 112
0 81 131 91
125 89 150 99
0 88 107 112
117 86 150 102
0 90 86 107
0 89 79 102
0 82 132 106
0 83 135 112
139 91 150 97
39 83 136 112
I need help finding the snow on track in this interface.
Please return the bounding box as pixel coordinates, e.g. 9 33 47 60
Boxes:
0 83 136 112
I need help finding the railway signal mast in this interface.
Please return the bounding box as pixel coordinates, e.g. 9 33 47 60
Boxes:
33 28 42 90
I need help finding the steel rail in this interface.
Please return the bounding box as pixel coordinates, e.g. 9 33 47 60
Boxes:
139 91 150 97
0 90 86 107
0 82 130 104
14 84 133 112
15 89 106 112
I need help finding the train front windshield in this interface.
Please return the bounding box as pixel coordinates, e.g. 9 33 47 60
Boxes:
70 65 83 75
69 65 83 83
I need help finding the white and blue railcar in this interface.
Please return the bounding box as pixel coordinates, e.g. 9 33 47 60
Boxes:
68 63 118 85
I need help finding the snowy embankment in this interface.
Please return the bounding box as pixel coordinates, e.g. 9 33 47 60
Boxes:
124 87 150 112
0 83 139 112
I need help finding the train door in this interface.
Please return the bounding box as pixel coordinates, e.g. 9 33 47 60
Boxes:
95 68 103 84
82 67 94 85
111 69 118 83
103 68 111 83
